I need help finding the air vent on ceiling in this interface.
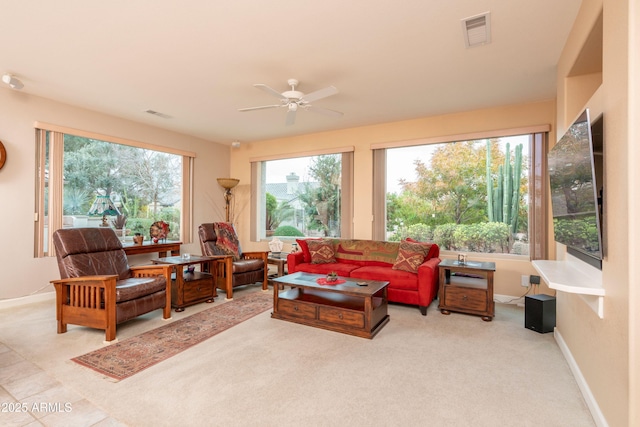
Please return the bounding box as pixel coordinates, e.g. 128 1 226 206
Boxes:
462 12 491 48
144 109 171 119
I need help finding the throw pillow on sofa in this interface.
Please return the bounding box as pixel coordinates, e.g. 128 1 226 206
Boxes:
406 237 437 260
296 238 321 263
392 240 431 273
307 239 336 264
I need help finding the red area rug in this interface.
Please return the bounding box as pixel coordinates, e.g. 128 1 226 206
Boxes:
72 291 272 381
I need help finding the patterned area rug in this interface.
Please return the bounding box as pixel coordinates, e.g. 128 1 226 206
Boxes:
72 291 272 381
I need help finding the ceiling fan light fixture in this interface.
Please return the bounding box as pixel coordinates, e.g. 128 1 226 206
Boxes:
238 78 342 125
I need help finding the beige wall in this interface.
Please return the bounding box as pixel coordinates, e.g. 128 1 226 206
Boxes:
230 100 556 299
0 89 229 300
555 0 637 425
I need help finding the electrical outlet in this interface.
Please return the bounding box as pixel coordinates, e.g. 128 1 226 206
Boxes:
521 275 530 287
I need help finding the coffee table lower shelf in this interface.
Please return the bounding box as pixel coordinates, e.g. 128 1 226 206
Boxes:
272 287 389 339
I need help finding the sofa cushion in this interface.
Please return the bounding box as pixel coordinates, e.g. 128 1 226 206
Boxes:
307 239 336 264
350 266 419 291
232 258 264 274
296 238 321 263
214 222 242 261
392 240 431 273
334 239 399 266
116 276 166 303
294 261 359 276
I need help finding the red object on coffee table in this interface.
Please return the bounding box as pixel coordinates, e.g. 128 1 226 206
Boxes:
316 278 346 285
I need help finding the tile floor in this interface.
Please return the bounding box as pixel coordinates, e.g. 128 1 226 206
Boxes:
0 343 125 427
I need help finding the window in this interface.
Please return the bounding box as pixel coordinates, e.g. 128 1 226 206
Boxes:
373 129 548 259
250 149 353 241
35 124 194 257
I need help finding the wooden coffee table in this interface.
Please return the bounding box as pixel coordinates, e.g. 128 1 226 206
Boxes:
271 272 390 339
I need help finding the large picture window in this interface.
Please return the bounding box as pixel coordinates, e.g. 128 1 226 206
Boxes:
35 124 194 256
373 129 548 259
250 149 353 241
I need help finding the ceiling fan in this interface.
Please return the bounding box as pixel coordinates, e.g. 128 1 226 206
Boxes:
238 78 343 126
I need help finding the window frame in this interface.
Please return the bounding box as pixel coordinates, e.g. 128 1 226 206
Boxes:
34 122 195 257
371 126 549 260
249 147 354 241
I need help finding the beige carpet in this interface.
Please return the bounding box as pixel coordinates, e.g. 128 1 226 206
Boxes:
0 286 594 426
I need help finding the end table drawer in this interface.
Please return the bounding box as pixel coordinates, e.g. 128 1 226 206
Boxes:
278 298 317 320
183 281 214 302
318 306 364 328
444 287 487 311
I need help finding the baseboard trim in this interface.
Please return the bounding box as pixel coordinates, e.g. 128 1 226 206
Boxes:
554 328 608 427
0 291 55 310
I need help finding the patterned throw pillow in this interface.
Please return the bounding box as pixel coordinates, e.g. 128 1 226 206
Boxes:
405 237 435 260
307 239 336 264
214 222 242 261
297 238 321 263
392 240 430 273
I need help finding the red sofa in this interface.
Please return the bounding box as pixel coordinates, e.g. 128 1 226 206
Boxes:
287 238 440 315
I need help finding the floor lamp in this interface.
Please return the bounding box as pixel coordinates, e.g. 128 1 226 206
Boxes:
217 178 239 222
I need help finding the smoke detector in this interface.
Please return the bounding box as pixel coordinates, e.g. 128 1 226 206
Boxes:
2 74 24 90
462 12 491 48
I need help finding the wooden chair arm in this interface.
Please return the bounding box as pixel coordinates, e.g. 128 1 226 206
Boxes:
50 275 118 286
130 264 174 277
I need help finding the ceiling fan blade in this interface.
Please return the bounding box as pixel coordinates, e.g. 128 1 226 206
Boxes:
254 84 288 100
301 86 338 103
306 105 344 117
238 104 282 112
285 109 297 126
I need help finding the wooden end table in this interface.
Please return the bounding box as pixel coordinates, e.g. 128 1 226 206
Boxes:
267 252 289 278
151 255 220 312
438 259 496 321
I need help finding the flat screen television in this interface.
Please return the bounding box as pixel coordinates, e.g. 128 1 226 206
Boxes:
548 109 603 269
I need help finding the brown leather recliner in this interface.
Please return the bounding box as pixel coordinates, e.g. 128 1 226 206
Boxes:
51 227 173 342
198 223 268 300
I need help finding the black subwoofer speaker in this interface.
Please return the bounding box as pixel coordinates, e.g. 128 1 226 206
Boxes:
525 294 556 333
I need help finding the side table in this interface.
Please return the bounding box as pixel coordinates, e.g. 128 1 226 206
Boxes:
438 259 496 321
151 255 220 312
267 253 289 278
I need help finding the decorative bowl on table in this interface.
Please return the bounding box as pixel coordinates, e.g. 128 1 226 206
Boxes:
326 272 338 283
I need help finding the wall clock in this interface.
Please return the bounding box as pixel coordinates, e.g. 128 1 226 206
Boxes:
0 141 6 170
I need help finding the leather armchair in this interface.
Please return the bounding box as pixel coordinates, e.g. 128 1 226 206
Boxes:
198 223 268 300
51 227 173 342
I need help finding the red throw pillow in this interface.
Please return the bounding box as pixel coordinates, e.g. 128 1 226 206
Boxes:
307 239 336 264
392 240 430 273
297 238 321 263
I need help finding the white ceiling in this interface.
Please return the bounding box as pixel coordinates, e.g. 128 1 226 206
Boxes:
1 1 582 144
